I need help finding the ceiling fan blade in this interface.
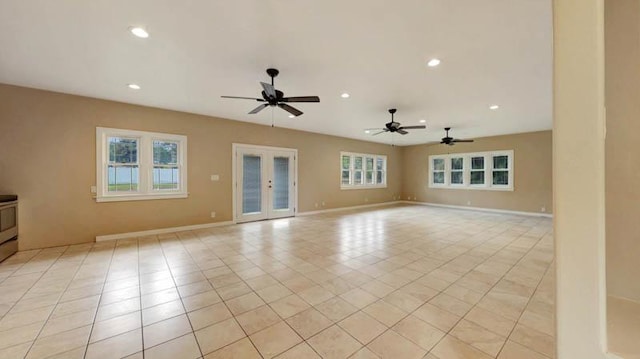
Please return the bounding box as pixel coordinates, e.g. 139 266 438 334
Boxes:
371 130 388 136
221 96 265 101
248 104 269 114
365 128 385 131
396 129 409 135
261 82 277 98
278 103 303 117
400 125 426 130
452 139 474 143
280 96 320 103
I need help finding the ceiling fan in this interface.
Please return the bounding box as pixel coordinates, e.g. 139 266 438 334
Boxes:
440 127 475 145
221 68 320 117
367 109 426 135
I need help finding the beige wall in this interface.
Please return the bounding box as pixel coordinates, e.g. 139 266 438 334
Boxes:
605 0 640 303
401 131 552 214
0 84 402 250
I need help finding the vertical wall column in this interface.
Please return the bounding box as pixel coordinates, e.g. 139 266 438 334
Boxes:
553 0 608 358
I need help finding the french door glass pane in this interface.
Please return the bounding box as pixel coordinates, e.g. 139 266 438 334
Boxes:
433 172 444 184
433 158 445 171
471 157 484 170
273 157 290 210
451 171 463 184
493 155 509 169
493 170 509 185
342 155 351 170
470 171 485 184
108 165 139 192
342 170 350 185
242 155 262 214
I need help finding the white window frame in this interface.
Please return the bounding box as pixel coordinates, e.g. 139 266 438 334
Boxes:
449 156 465 187
428 150 514 191
96 127 188 202
430 157 447 187
340 151 387 189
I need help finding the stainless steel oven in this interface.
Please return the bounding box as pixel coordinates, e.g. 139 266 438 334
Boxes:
0 195 18 262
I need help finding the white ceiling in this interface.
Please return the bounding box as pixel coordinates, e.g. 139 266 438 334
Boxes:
0 0 552 146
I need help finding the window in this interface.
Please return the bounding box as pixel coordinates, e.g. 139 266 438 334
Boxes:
428 150 513 190
341 152 386 189
341 155 351 185
470 156 485 185
492 154 510 186
450 157 464 185
96 127 187 202
431 158 445 185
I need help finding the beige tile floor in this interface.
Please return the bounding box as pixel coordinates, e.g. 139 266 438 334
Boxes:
0 204 555 359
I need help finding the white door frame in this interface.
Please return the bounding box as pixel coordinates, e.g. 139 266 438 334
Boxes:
232 143 298 223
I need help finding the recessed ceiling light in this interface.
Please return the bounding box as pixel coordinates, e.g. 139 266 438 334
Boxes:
427 58 441 67
341 93 350 98
419 119 426 123
288 115 295 118
127 83 141 90
489 105 500 110
129 27 149 38
365 130 371 134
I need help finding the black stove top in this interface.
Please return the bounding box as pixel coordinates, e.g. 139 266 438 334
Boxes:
0 195 17 203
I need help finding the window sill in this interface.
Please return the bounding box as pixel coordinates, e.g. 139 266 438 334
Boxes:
341 185 387 190
96 193 188 202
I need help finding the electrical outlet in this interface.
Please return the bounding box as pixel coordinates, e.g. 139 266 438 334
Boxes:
315 203 319 208
467 201 471 205
413 196 417 200
211 174 220 181
321 201 325 206
210 212 216 218
541 206 546 212
90 186 97 193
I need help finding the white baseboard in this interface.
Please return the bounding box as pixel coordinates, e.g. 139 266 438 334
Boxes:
95 200 549 242
297 201 402 216
95 221 234 242
402 200 553 218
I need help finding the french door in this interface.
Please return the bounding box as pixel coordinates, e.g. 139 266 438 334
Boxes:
234 144 297 223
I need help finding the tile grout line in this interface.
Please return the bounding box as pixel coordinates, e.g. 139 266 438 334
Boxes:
15 246 93 358
424 227 554 358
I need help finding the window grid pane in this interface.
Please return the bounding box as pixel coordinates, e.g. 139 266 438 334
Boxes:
433 158 445 171
471 157 484 170
493 155 509 169
470 171 485 185
342 155 351 170
492 170 509 185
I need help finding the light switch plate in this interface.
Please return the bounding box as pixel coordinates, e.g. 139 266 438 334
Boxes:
211 174 220 181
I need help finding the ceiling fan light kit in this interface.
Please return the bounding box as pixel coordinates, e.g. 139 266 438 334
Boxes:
440 127 475 145
221 68 320 117
367 108 427 136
